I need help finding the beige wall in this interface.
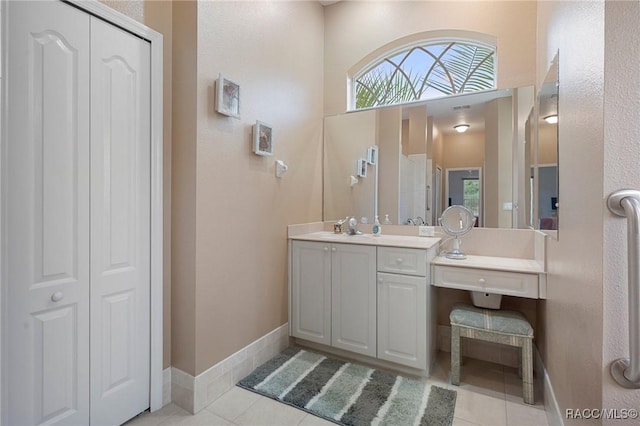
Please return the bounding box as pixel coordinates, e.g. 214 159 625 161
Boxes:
99 0 174 370
323 1 537 116
537 0 605 420
170 0 198 375
602 1 640 421
188 1 324 375
537 122 558 165
441 130 485 170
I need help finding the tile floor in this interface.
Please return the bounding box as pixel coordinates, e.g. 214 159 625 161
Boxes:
126 351 549 426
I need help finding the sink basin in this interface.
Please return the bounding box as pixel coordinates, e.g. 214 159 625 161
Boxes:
312 232 372 241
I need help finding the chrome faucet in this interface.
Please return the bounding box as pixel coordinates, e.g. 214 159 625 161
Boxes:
407 218 415 226
416 216 425 225
347 216 362 235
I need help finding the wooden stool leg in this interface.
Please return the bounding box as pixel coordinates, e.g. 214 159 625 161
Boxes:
451 325 461 385
522 338 534 404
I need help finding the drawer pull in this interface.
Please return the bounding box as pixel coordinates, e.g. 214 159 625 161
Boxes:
332 247 336 252
324 247 329 252
479 278 486 284
396 258 404 264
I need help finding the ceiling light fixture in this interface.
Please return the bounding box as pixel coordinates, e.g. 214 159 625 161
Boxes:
544 114 558 124
454 124 470 133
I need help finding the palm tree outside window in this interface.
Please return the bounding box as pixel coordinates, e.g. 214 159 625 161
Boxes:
353 41 496 110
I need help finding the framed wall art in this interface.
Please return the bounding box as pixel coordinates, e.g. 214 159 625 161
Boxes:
253 121 273 156
215 74 240 118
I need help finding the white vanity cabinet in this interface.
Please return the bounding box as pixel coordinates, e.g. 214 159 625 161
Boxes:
290 241 332 345
377 247 434 369
290 240 377 356
331 243 377 357
289 233 440 374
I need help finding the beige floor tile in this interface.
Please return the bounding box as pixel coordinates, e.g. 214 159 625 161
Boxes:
206 386 262 421
504 372 545 410
234 397 307 426
453 417 482 426
453 388 507 426
506 401 549 426
297 413 336 426
454 363 505 399
158 409 234 426
124 404 190 426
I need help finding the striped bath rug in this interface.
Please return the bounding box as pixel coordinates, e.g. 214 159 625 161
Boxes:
237 347 456 426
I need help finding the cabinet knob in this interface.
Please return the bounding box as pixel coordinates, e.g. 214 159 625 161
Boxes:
378 277 383 283
396 258 404 264
479 278 486 284
332 247 336 252
51 291 64 302
324 247 329 252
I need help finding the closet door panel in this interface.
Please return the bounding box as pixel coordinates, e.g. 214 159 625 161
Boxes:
6 1 91 425
90 17 151 426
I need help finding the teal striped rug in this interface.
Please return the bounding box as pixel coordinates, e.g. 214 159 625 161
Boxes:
237 347 456 426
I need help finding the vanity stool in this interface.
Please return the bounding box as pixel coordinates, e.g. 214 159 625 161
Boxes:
449 303 535 404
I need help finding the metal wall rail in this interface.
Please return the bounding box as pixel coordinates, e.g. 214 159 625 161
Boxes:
607 189 640 388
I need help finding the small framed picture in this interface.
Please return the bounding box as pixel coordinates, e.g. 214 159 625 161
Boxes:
367 146 378 165
253 121 273 156
215 74 240 118
357 158 367 178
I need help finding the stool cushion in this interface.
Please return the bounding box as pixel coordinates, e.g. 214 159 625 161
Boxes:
449 303 534 337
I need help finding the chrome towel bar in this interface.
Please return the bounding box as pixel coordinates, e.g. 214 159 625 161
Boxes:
607 189 640 388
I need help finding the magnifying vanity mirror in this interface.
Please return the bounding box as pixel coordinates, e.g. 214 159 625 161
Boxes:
439 205 476 259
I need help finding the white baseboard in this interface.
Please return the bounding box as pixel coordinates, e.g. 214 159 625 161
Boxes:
162 367 172 407
171 323 291 414
534 346 564 426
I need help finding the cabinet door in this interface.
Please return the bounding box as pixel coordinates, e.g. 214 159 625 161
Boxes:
291 241 331 345
331 244 377 357
377 272 426 369
6 2 91 424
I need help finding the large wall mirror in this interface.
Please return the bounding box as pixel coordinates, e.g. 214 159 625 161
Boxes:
324 85 538 229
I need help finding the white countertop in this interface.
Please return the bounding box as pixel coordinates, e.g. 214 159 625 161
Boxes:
431 254 545 274
290 231 441 250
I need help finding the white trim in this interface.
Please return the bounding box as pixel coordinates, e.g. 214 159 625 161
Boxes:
445 166 483 226
0 1 5 423
172 323 291 414
0 0 164 419
163 367 172 406
534 346 564 426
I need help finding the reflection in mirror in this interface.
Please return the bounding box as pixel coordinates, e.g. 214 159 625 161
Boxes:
323 86 535 229
535 54 559 232
524 107 535 228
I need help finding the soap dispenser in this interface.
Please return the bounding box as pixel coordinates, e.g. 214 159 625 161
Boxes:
383 214 391 225
372 216 381 237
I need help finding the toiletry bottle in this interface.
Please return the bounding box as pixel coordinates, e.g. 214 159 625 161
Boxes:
372 216 381 237
383 214 391 225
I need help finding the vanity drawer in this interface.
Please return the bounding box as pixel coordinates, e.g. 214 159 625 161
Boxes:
377 247 427 276
432 265 539 298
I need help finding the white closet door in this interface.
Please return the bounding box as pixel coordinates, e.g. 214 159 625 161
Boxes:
89 17 151 426
6 1 91 425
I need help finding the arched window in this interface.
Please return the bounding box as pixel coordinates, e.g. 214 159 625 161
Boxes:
353 40 496 110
